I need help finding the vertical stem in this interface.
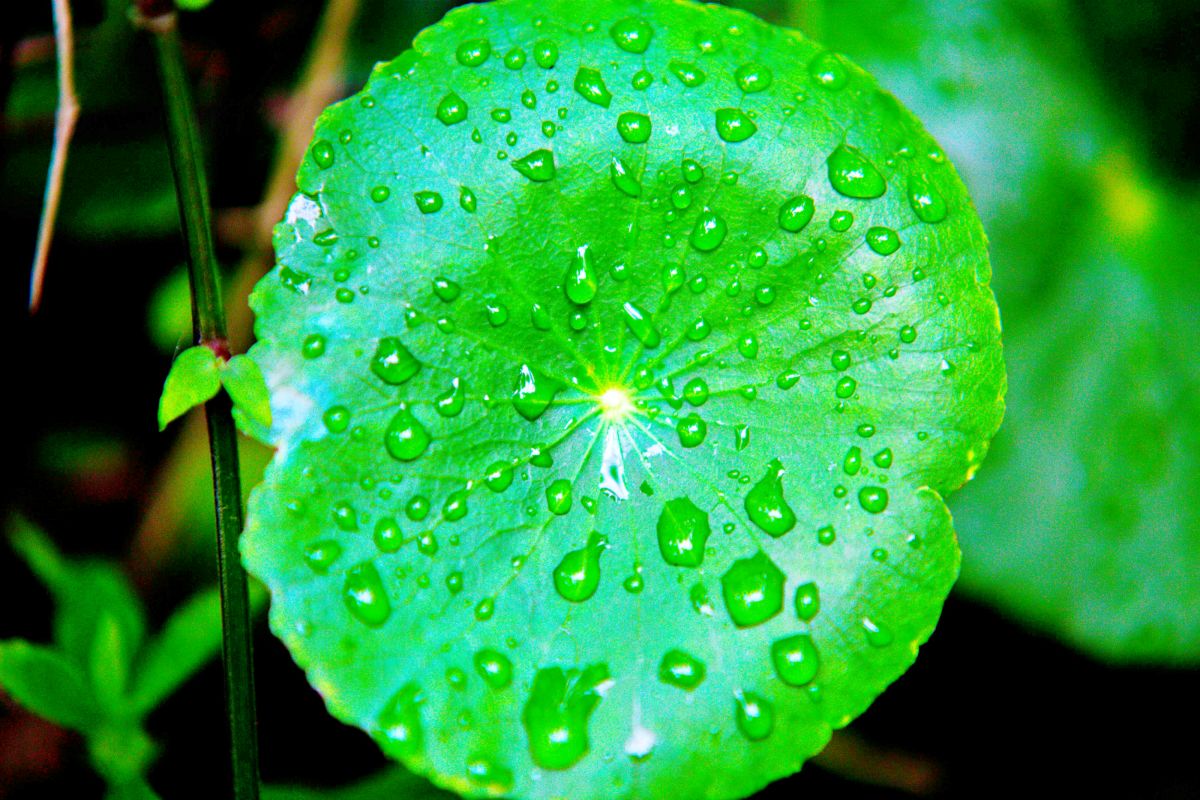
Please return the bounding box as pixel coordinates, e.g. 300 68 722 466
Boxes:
139 7 259 799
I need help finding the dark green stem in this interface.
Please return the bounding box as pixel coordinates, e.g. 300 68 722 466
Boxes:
140 8 259 799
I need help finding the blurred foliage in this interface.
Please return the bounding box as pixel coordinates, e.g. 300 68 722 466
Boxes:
812 0 1200 662
0 519 232 799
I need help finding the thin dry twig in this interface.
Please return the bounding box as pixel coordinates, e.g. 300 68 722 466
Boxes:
28 0 80 313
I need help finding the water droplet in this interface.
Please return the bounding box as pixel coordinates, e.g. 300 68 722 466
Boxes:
456 38 491 67
794 582 820 621
617 111 652 143
546 478 573 515
866 226 901 255
512 149 556 181
474 598 495 621
681 158 704 183
734 690 774 741
778 195 815 232
374 517 403 553
610 156 642 196
622 301 660 347
370 185 391 203
828 145 886 199
323 405 350 433
474 648 514 689
331 501 358 532
436 92 468 125
553 531 606 601
721 551 785 627
873 448 893 468
564 244 598 304
371 338 420 385
632 69 654 90
658 649 706 690
831 350 851 371
809 51 848 90
467 756 513 795
835 376 857 399
484 460 514 492
384 404 431 461
683 378 709 406
610 16 653 53
715 108 757 142
574 66 612 108
668 59 706 88
771 634 820 686
459 186 478 213
414 191 444 214
899 325 917 343
344 561 391 627
534 39 559 68
690 210 727 252
862 617 894 647
858 486 889 514
303 540 342 573
676 413 707 448
735 63 773 93
907 174 947 223
432 276 461 303
745 459 796 537
656 497 711 567
513 364 557 421
375 684 422 757
843 446 862 475
522 664 611 769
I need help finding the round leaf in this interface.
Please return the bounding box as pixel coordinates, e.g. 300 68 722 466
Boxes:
242 1 1004 798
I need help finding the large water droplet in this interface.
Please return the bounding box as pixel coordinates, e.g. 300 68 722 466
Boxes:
436 92 468 125
311 140 335 169
303 540 342 573
574 67 612 108
456 38 491 67
715 108 757 142
553 531 606 602
656 497 711 567
610 156 642 197
827 145 886 199
512 149 556 182
771 634 820 686
809 51 848 90
734 690 774 741
779 195 815 232
858 486 889 514
745 459 796 537
375 683 423 757
371 337 420 385
344 561 391 627
522 664 611 770
690 210 727 252
546 478 573 515
513 364 557 421
564 244 598 304
384 404 431 461
610 17 653 53
676 413 707 448
735 63 773 93
617 111 652 143
721 551 785 627
622 301 661 347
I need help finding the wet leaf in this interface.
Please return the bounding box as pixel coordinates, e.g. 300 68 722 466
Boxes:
158 346 221 431
242 1 1004 797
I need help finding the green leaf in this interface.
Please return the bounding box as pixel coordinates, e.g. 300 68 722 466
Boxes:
242 1 1003 798
0 639 102 731
128 588 223 716
90 612 134 714
177 0 215 10
10 519 147 670
221 354 274 431
158 346 221 431
817 0 1200 663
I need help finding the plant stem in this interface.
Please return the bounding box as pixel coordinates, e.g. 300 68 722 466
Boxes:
138 7 259 799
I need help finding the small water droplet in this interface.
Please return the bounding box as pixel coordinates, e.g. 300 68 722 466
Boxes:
564 244 598 304
553 531 606 601
745 459 796 537
616 111 652 143
622 301 661 347
384 404 431 461
371 337 420 385
436 92 468 125
456 38 491 67
546 478 573 515
474 648 514 689
734 690 774 741
690 210 727 251
827 145 886 199
658 649 706 690
610 16 653 53
858 486 889 514
735 63 773 93
513 364 558 421
512 148 556 181
311 140 335 169
574 66 612 107
522 665 611 769
715 108 757 142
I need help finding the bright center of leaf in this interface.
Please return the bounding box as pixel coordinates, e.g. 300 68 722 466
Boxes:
597 386 634 423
